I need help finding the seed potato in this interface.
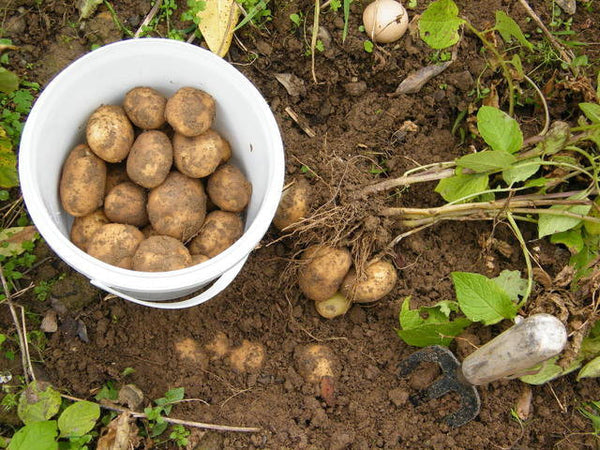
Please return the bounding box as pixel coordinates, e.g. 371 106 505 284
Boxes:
147 171 207 241
69 209 110 251
105 163 131 196
126 130 173 188
315 292 352 319
341 259 397 303
273 177 311 231
165 87 215 137
188 210 243 258
87 223 145 269
132 235 192 272
123 86 167 130
104 182 149 227
294 344 338 384
173 130 230 178
298 245 352 302
86 105 134 163
207 164 252 213
60 144 107 217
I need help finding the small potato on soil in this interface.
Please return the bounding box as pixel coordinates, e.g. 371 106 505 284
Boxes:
315 292 352 319
60 144 107 217
123 86 167 130
132 235 192 272
104 182 149 227
294 344 338 384
165 87 215 137
228 340 266 373
188 210 243 258
147 171 207 241
104 163 130 196
70 209 110 251
86 105 134 163
273 177 311 231
87 223 145 269
298 245 352 302
126 130 173 188
340 260 397 303
206 164 252 213
173 130 230 178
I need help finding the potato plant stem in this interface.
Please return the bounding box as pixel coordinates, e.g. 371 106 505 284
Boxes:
506 212 533 307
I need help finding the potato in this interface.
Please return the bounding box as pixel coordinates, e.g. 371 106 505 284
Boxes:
206 164 252 213
165 87 215 137
86 105 134 163
273 177 311 231
60 144 107 217
188 210 243 258
191 253 210 265
147 171 207 241
87 223 145 269
172 130 230 178
315 292 352 319
294 344 338 384
126 130 173 188
228 340 266 373
298 245 352 302
69 209 110 251
123 86 167 130
105 163 130 196
340 260 397 303
132 235 192 272
104 182 149 227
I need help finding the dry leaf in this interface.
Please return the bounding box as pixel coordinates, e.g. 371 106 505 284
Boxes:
40 310 58 333
515 384 533 420
0 226 38 257
197 0 240 57
97 412 139 450
274 73 306 97
394 60 454 95
118 384 144 411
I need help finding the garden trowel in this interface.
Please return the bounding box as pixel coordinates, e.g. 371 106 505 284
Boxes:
397 314 567 428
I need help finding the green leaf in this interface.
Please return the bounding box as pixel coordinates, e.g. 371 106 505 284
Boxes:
580 102 600 124
520 356 581 385
0 68 19 95
577 356 600 380
538 202 592 239
581 335 600 358
17 381 62 425
456 150 516 173
509 54 525 79
551 228 584 253
502 157 541 184
164 387 185 403
0 127 18 188
452 272 518 325
78 0 104 19
477 106 523 153
7 420 58 450
57 401 100 438
0 226 38 257
538 121 570 155
580 402 600 434
492 270 527 303
436 300 460 317
418 0 465 49
494 11 533 50
435 173 489 203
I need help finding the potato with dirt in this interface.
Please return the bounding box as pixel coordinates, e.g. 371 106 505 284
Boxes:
86 223 145 269
123 86 167 130
206 164 252 213
188 210 244 258
69 209 110 251
132 235 192 272
59 144 107 217
165 87 215 137
172 129 230 178
126 130 173 188
340 259 397 303
147 171 207 242
298 245 352 302
104 182 149 227
86 105 134 163
315 292 352 319
273 177 311 231
294 344 338 384
104 163 130 196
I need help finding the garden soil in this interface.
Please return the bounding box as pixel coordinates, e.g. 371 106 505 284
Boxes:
1 0 600 448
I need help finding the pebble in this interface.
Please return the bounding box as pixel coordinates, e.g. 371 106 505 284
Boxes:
344 81 367 97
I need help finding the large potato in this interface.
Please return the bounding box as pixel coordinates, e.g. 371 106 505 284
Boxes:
86 105 134 163
147 171 207 241
172 130 230 178
273 177 311 231
126 130 173 188
60 144 107 217
206 164 252 213
298 245 352 302
69 209 110 251
105 163 130 196
165 87 215 137
104 182 149 227
87 223 145 269
123 86 167 130
132 235 192 272
340 260 397 303
188 210 243 257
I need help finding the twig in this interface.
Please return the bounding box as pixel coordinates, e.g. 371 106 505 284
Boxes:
60 394 260 433
357 167 456 197
506 213 533 307
285 107 317 138
523 74 550 136
310 0 320 83
134 0 162 38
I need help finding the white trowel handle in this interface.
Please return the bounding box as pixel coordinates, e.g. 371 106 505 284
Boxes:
460 314 567 385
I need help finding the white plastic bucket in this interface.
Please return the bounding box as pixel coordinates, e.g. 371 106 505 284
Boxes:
19 39 285 309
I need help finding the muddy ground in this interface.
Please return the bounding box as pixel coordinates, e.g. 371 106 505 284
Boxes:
1 0 600 448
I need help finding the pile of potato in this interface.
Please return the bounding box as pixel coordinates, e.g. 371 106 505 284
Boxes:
59 86 252 272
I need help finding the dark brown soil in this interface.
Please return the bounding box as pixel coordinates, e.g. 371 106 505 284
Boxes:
1 0 600 448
